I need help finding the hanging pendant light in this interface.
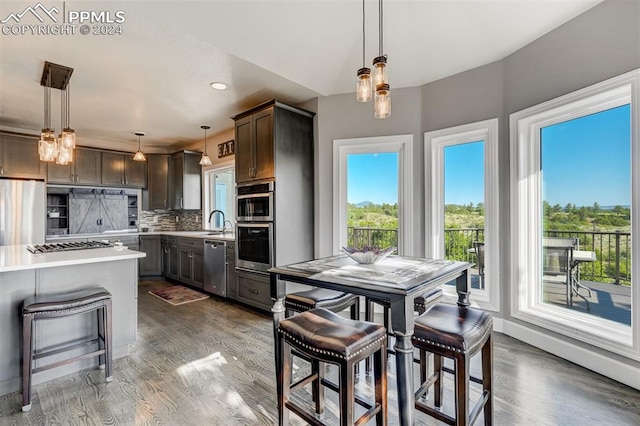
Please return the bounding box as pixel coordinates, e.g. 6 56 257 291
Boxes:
39 62 76 162
133 132 147 161
199 125 213 166
373 0 390 119
356 0 372 102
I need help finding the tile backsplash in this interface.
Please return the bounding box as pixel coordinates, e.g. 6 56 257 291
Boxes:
139 209 203 232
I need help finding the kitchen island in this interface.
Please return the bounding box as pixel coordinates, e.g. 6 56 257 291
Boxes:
0 244 145 396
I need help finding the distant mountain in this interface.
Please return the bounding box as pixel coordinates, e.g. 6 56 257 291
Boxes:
355 201 373 208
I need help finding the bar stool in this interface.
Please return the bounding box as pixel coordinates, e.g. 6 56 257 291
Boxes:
285 288 360 319
412 303 493 426
21 287 113 412
278 307 387 425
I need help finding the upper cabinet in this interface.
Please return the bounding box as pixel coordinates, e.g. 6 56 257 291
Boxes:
47 147 102 185
0 133 46 179
170 151 201 210
101 152 147 188
232 100 313 185
143 154 170 210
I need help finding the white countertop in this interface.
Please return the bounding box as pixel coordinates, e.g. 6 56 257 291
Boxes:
0 245 146 273
46 230 236 242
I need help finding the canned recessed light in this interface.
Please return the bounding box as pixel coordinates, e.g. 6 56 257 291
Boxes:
210 82 228 90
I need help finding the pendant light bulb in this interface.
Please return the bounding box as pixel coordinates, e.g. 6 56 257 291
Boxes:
199 125 212 166
357 68 372 102
372 55 387 87
133 132 146 162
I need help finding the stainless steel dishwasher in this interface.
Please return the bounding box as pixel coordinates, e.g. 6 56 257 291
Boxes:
204 240 227 297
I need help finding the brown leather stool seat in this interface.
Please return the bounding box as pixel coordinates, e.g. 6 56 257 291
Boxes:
21 288 113 412
278 307 388 425
285 288 359 317
413 303 493 426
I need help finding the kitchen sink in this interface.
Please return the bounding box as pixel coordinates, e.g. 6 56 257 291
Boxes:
200 231 230 236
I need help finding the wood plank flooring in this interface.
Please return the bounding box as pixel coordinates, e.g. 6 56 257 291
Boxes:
1 279 638 425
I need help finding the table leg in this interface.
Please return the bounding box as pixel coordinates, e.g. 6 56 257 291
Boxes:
394 331 415 426
272 295 286 417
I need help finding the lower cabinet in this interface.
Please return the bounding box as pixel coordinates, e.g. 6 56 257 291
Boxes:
167 238 179 281
139 235 162 276
236 269 271 312
178 238 204 289
226 242 237 300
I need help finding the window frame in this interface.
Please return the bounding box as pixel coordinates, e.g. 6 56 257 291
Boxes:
202 162 235 230
425 118 500 312
509 69 639 360
333 134 414 256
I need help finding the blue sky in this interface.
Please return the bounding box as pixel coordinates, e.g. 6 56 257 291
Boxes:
347 104 631 207
347 153 398 204
541 104 630 207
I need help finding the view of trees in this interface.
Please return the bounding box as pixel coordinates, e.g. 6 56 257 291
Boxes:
346 201 631 285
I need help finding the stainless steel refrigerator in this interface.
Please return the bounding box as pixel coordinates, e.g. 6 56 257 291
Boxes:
0 179 45 245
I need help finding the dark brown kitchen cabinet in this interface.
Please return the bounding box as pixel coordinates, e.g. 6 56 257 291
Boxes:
47 147 102 185
234 107 274 183
143 154 170 210
161 236 171 277
236 270 271 312
101 152 147 188
178 238 204 289
170 151 201 210
166 237 179 280
226 241 237 300
139 235 162 276
0 133 45 179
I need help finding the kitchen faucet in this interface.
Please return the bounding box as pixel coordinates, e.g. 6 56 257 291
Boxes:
208 209 226 232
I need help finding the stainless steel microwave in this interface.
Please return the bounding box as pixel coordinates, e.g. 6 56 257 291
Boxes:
236 222 274 272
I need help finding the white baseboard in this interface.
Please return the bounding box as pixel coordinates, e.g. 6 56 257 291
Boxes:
503 320 640 391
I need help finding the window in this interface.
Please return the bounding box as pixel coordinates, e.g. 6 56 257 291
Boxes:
510 69 639 361
333 135 414 255
425 119 499 311
203 166 235 229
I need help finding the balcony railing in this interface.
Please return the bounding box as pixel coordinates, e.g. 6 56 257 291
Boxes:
346 226 631 285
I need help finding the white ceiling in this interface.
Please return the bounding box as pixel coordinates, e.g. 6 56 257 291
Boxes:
0 0 602 153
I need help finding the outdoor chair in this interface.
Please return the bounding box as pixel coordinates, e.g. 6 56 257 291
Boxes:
473 241 485 290
542 237 590 310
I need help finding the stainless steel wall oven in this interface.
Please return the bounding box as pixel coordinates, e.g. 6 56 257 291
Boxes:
236 182 274 222
236 222 274 272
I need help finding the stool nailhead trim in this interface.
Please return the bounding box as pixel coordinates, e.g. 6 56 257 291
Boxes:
24 299 112 317
279 329 386 361
285 297 356 312
413 322 493 354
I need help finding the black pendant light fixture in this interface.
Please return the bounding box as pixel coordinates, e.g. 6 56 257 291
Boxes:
356 0 372 102
373 0 390 118
133 132 146 162
199 125 212 166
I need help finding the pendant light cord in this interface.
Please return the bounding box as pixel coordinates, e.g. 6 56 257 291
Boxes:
362 0 366 68
379 0 383 56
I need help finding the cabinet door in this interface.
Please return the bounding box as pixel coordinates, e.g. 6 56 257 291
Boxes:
178 247 192 283
100 196 128 231
74 148 102 185
253 108 274 181
124 156 147 188
235 115 253 183
140 235 162 276
171 154 184 209
226 244 237 300
101 152 125 186
47 162 73 183
146 155 169 209
168 241 179 280
161 239 171 277
191 246 205 289
182 152 201 210
0 135 46 179
69 195 102 234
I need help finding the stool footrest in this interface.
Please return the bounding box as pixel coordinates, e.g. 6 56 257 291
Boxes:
290 371 319 393
33 338 100 361
415 399 455 425
469 389 490 426
441 365 484 385
32 348 106 374
320 377 374 411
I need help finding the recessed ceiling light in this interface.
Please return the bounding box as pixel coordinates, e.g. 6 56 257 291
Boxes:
210 82 228 90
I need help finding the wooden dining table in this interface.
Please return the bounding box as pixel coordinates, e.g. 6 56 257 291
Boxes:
269 254 473 425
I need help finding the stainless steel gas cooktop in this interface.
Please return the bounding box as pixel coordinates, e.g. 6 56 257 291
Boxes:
26 241 113 254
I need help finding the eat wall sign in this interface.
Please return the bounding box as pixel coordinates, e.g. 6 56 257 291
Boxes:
218 140 234 158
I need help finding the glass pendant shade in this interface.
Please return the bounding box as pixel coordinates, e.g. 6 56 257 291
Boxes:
199 153 212 166
60 128 76 150
38 133 58 162
374 83 391 119
56 145 73 165
356 68 373 102
372 56 388 87
133 150 147 162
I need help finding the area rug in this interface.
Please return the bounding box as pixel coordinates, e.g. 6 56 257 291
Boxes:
148 285 210 306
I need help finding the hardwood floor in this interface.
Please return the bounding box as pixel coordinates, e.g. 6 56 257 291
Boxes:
1 279 638 425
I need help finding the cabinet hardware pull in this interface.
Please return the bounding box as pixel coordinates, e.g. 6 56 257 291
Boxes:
180 198 184 208
0 166 4 174
248 289 259 294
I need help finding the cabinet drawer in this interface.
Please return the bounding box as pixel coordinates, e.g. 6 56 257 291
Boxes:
236 271 271 311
